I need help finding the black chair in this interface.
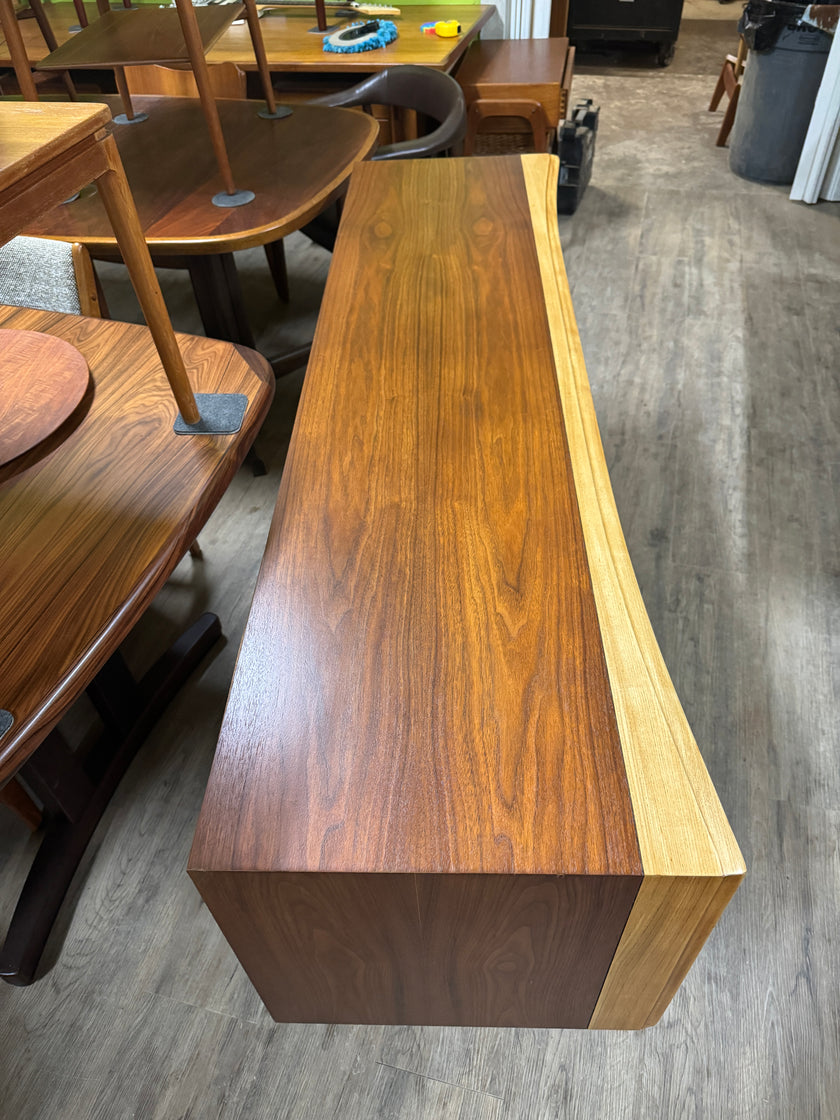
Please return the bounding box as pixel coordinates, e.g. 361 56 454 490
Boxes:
301 65 467 251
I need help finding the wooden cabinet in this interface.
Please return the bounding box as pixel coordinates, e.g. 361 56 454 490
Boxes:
189 154 744 1030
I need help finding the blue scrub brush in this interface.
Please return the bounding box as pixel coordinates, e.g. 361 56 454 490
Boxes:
323 19 398 52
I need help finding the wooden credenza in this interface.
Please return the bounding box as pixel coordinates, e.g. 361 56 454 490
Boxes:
188 155 744 1030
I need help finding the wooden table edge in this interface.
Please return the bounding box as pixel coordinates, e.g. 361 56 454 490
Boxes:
521 152 744 1029
206 5 497 72
0 314 274 785
28 100 380 255
520 153 744 882
0 102 112 195
34 5 248 71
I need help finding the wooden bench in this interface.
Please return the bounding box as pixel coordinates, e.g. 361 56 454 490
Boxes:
189 154 744 1030
457 38 575 154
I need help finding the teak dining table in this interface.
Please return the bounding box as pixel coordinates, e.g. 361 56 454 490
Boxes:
188 154 745 1030
207 3 496 73
0 4 496 75
24 93 379 348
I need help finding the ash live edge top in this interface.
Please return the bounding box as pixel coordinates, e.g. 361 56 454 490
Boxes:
189 154 745 1031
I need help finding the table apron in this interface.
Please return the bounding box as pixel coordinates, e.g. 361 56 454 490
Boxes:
0 134 109 247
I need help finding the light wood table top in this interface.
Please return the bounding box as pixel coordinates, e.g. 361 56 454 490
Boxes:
24 94 379 253
0 100 110 194
189 155 744 1031
1 3 496 72
0 305 274 784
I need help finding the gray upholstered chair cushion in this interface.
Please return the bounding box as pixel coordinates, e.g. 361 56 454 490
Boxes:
0 236 82 315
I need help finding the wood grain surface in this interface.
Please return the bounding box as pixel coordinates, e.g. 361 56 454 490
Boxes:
189 154 743 1030
0 2 496 73
190 156 642 880
0 330 89 465
123 61 247 101
456 38 573 129
519 155 745 1026
192 870 642 1027
0 100 110 195
35 6 243 70
189 155 646 1027
521 155 745 881
0 305 274 785
0 49 832 1110
25 96 379 253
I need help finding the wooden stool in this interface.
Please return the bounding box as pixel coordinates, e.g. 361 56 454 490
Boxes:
457 38 575 155
709 38 746 148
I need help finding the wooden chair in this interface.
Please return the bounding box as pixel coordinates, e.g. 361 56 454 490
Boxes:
0 0 78 99
301 66 467 253
709 38 746 148
0 235 103 317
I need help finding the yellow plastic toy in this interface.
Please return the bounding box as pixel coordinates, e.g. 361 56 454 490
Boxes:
421 19 461 36
435 18 461 36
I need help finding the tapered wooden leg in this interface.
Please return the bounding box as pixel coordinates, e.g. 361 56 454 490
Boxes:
0 614 222 986
28 0 78 100
264 239 289 304
185 254 255 349
242 0 277 114
716 85 741 147
71 0 88 26
94 134 200 424
0 0 38 101
114 66 138 120
709 64 727 111
173 0 239 198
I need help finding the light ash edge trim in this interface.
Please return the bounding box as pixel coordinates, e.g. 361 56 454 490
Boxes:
518 154 745 1029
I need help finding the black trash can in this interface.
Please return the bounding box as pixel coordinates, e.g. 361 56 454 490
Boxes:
729 0 832 185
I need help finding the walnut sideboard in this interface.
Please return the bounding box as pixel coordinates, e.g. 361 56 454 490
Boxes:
188 154 745 1030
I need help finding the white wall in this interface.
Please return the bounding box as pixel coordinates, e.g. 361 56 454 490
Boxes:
485 0 551 39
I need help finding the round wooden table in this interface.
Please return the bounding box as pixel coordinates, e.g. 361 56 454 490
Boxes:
26 95 380 348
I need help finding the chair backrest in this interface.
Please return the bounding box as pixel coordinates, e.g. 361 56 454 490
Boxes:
0 236 101 317
122 62 247 100
310 66 467 160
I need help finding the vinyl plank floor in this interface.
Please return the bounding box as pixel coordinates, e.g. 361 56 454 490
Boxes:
2 28 840 1119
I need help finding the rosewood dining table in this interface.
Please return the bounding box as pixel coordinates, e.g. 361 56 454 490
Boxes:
24 93 379 350
0 304 274 986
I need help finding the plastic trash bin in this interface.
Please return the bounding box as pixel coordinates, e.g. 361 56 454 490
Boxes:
729 1 832 184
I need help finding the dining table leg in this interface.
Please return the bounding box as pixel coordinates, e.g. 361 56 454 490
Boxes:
183 254 256 351
0 613 222 986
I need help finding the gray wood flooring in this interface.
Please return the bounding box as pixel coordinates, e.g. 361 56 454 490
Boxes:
2 25 838 1118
